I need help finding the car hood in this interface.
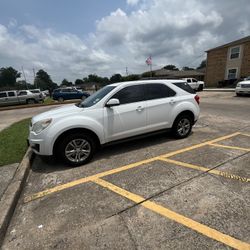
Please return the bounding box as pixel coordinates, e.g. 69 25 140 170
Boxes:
32 104 81 124
239 80 250 85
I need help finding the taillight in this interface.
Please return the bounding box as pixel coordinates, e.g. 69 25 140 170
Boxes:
195 95 200 105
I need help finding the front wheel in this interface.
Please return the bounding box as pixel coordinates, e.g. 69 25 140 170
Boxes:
198 84 203 91
172 115 193 138
56 133 96 166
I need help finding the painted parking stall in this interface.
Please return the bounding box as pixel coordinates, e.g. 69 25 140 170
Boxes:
22 132 250 249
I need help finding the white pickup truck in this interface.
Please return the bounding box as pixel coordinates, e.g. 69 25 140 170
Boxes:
0 90 44 106
182 78 205 91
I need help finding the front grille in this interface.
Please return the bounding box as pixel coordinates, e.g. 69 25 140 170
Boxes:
242 84 250 88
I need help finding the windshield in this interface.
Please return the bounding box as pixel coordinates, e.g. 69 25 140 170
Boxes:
79 85 116 107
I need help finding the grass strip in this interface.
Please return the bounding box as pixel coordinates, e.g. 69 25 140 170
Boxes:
0 118 30 167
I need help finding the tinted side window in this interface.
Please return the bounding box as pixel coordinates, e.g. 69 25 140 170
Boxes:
144 84 176 100
61 89 69 93
187 79 191 83
112 85 144 104
8 92 15 97
18 91 27 96
172 82 195 94
0 92 7 98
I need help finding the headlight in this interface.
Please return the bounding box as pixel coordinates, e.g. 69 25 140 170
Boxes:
32 118 52 134
237 83 241 87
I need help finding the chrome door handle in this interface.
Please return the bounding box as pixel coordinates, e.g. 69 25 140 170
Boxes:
136 106 144 112
170 99 176 105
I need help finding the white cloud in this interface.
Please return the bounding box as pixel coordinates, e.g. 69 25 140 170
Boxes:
0 0 249 83
127 0 140 6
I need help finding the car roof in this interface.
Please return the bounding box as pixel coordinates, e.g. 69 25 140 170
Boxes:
109 79 186 87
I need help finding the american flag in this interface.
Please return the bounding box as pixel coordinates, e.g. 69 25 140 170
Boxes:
145 56 152 65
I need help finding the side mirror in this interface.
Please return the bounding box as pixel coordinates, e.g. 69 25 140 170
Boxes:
106 98 120 107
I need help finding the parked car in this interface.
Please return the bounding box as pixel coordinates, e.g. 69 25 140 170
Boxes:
182 78 205 91
0 90 44 106
28 80 200 166
235 80 250 96
52 88 90 102
30 89 46 98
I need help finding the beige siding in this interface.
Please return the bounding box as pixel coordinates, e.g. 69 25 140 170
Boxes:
205 48 227 87
240 41 250 77
205 40 250 86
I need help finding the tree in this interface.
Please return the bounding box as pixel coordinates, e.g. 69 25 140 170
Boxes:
141 71 155 78
0 67 21 87
182 66 195 71
110 74 123 83
75 79 84 85
61 78 73 86
122 74 140 81
163 65 179 71
197 60 206 69
34 69 56 91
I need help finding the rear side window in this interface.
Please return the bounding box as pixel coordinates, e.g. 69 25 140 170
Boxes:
18 91 27 96
112 85 144 104
172 82 195 94
8 92 15 97
0 92 7 98
144 83 176 100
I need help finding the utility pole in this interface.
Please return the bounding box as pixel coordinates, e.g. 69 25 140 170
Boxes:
21 66 28 89
126 67 128 76
33 68 36 88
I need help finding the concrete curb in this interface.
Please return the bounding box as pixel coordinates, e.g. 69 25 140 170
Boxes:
0 149 33 246
203 88 235 92
0 100 77 112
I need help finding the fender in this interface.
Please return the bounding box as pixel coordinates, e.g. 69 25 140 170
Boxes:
170 100 198 126
44 115 105 154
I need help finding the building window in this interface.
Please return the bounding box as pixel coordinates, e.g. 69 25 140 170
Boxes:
227 68 237 80
230 46 240 59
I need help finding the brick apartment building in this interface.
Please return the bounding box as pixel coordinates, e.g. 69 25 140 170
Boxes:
205 36 250 87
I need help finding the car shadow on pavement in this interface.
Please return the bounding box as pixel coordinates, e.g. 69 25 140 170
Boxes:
31 131 183 174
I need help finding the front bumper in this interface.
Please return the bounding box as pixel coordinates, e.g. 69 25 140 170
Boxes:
28 132 53 156
235 87 250 94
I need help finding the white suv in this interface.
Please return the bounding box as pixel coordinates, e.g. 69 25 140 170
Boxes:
28 80 200 166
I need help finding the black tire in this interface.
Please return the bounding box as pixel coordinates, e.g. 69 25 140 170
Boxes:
81 95 86 100
172 115 193 139
26 99 35 104
56 133 96 167
236 93 241 97
198 84 203 91
58 97 64 102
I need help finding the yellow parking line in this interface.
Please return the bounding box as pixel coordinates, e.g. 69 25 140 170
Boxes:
159 158 249 183
239 133 250 137
93 178 250 250
209 143 250 152
161 132 241 158
24 157 158 203
24 132 241 203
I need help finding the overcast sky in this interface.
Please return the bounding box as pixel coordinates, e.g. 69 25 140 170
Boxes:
0 0 249 83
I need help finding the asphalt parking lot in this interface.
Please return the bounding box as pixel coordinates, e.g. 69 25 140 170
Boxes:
2 92 250 250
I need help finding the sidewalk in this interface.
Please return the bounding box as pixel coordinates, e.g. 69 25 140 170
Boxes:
0 164 19 200
204 88 235 92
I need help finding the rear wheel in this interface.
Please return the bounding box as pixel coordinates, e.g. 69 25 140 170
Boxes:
58 97 64 102
26 99 35 104
172 115 193 138
56 133 96 166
